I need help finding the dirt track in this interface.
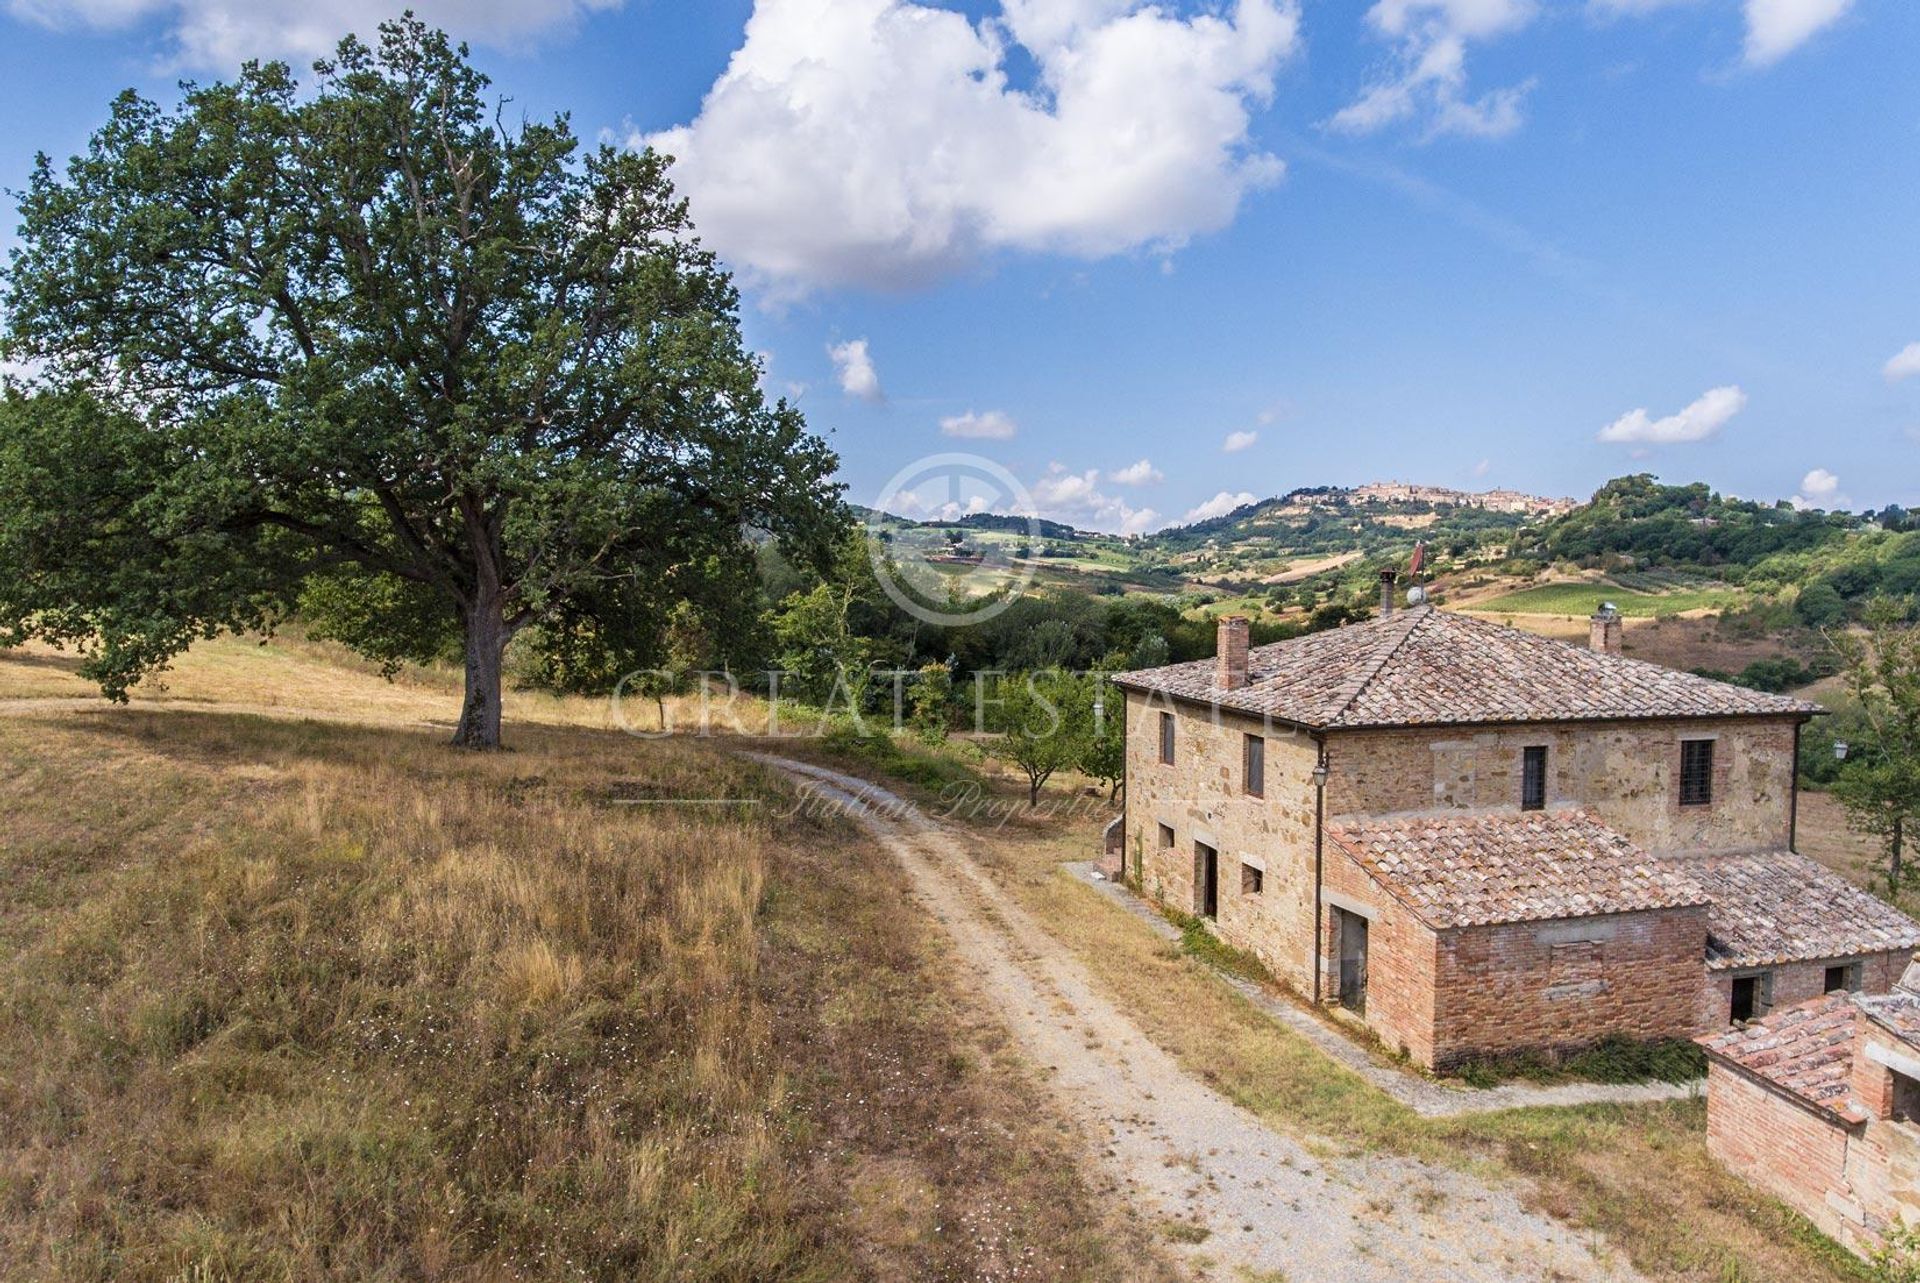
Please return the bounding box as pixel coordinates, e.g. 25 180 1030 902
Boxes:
752 754 1639 1283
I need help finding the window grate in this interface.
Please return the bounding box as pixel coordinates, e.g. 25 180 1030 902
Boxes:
1680 739 1714 807
1244 734 1265 798
1159 712 1175 766
1521 745 1547 811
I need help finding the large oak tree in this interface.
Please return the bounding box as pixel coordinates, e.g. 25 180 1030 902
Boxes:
0 17 841 747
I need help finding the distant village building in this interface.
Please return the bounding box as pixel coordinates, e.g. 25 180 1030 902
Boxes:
1699 972 1920 1257
1112 603 1920 1070
1339 481 1581 517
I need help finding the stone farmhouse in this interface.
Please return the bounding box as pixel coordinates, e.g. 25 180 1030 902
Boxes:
1111 599 1920 1070
1699 968 1920 1255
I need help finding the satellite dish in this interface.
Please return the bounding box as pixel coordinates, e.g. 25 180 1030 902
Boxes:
1407 585 1428 605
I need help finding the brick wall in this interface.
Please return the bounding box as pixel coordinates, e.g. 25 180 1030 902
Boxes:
1321 845 1706 1069
1322 845 1438 1064
1325 718 1799 856
1708 1019 1920 1259
1699 950 1914 1030
1428 906 1708 1068
1123 691 1322 990
1704 1063 1856 1242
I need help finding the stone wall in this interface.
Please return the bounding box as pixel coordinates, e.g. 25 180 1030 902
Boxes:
1324 717 1799 856
1699 950 1914 1030
1428 907 1709 1068
1123 691 1321 990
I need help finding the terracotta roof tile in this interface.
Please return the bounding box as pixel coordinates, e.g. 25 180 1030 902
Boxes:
1328 809 1710 930
1698 993 1868 1123
1858 990 1920 1050
1677 850 1920 971
1112 605 1819 729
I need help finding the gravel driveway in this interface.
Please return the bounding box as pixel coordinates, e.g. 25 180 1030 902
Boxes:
751 755 1640 1283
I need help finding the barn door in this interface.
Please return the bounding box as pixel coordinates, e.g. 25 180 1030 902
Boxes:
1336 909 1369 1015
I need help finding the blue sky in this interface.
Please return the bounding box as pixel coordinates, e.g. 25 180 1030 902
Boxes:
2 0 1916 532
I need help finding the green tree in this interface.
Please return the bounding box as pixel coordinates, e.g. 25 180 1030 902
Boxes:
993 670 1090 807
0 18 839 748
907 661 954 743
770 534 887 708
1796 582 1848 628
1078 677 1125 804
1832 600 1920 894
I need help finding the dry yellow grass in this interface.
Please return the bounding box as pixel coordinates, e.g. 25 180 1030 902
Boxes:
0 631 785 740
0 704 1169 1282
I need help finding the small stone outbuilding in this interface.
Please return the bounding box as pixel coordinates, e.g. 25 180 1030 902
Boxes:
1324 810 1710 1069
1701 975 1920 1257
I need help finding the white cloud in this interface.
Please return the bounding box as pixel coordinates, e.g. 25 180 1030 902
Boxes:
1792 467 1846 510
1588 0 1693 13
5 0 621 65
1596 384 1746 445
1029 463 1161 534
1222 429 1259 452
1472 457 1491 477
1327 0 1538 140
940 409 1018 440
1110 458 1162 485
1884 342 1920 383
1182 490 1258 524
828 338 883 403
1743 0 1852 67
640 0 1300 294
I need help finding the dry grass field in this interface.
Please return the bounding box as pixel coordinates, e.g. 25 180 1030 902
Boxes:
0 644 1170 1282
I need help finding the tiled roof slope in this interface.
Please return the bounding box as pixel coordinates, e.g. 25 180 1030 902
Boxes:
1679 850 1920 970
1859 990 1920 1048
1698 993 1869 1123
1112 605 1820 729
1327 809 1710 930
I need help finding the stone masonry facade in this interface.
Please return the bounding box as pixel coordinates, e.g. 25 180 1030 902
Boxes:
1118 607 1918 1071
1124 685 1729 1065
1324 719 1797 856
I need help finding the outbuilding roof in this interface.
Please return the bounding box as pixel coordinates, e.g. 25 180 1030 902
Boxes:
1112 605 1819 730
1858 990 1920 1047
1327 809 1710 930
1697 992 1870 1124
1679 850 1920 971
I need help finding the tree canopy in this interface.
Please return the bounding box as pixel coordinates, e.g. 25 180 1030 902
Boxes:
0 17 841 747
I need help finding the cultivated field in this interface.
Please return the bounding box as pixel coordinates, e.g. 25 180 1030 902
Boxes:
1464 581 1746 618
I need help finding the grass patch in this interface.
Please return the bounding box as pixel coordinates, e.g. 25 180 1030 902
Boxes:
815 719 988 794
1456 1036 1708 1089
1165 909 1280 987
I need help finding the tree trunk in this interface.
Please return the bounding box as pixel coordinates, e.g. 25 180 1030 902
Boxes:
1892 814 1905 893
452 598 509 750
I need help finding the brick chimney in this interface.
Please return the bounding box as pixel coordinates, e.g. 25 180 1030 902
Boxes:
1379 569 1398 618
1590 603 1623 656
1217 615 1250 690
